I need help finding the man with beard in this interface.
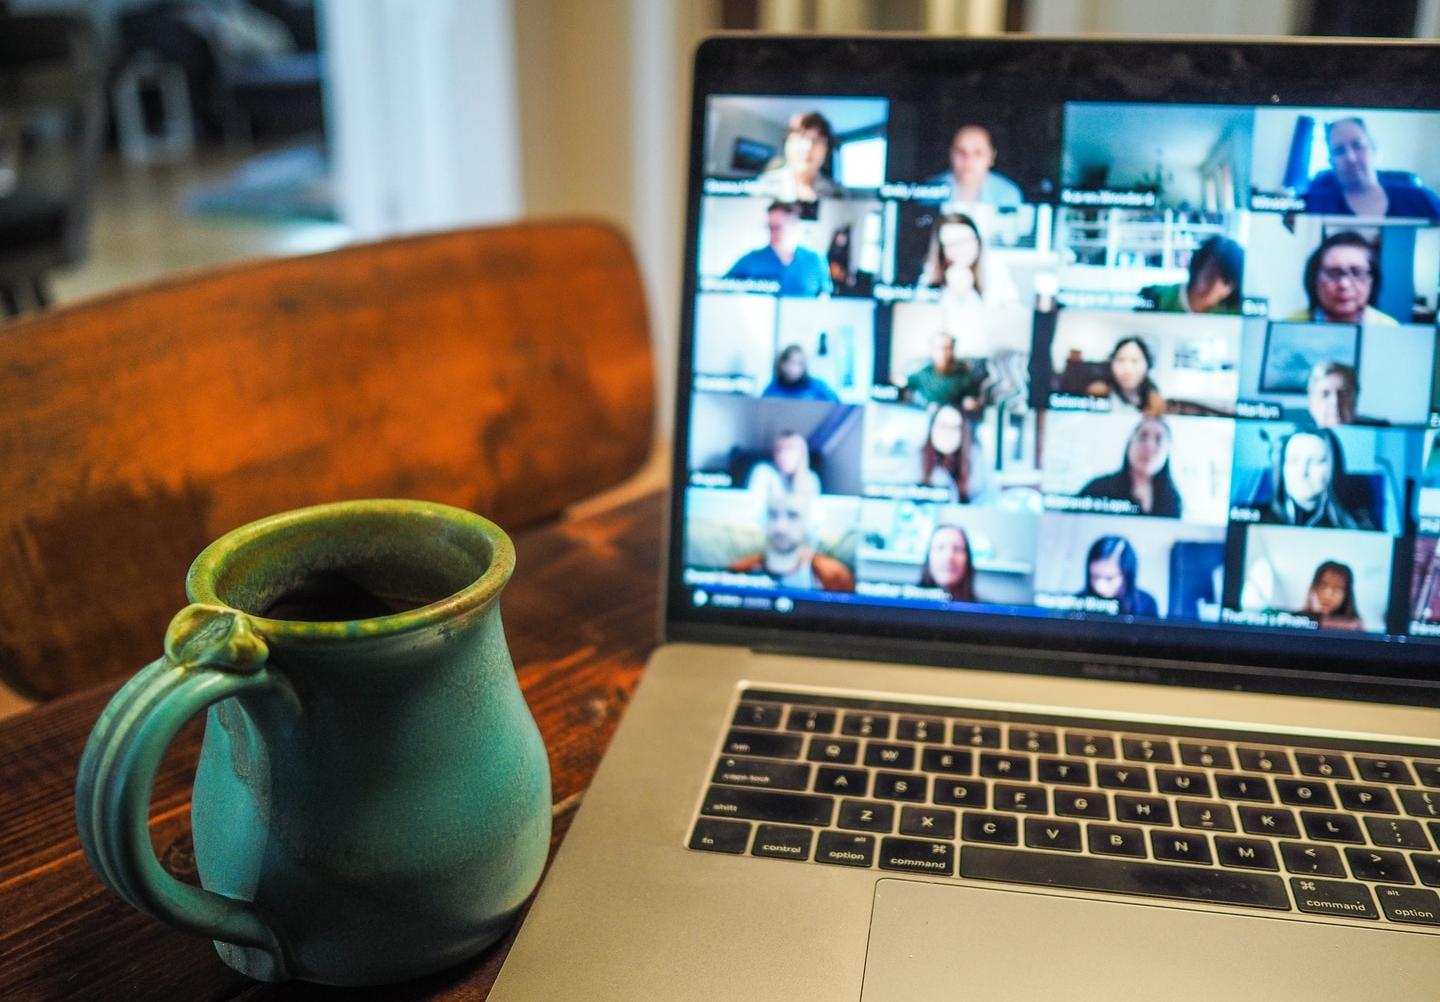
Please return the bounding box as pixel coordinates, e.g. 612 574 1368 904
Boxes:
728 491 854 592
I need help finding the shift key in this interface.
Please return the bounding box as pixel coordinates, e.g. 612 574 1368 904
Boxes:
701 785 834 826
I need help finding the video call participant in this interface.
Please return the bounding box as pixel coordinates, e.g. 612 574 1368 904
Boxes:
923 124 1023 207
746 429 821 500
920 211 1019 344
1306 362 1371 428
1084 336 1165 415
1297 559 1365 631
727 491 854 592
762 345 839 402
919 524 976 602
1302 117 1440 220
754 111 841 203
1077 535 1158 617
724 201 833 297
1140 236 1245 315
1078 416 1183 518
904 331 984 411
1289 232 1396 326
1260 428 1375 530
921 404 990 504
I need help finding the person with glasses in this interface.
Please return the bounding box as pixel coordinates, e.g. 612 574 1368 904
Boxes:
1287 231 1397 326
1302 117 1440 220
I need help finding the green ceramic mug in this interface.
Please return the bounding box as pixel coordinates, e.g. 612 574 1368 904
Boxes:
75 499 552 985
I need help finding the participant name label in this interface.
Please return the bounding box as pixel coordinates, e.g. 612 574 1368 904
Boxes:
1220 608 1319 630
1061 189 1156 208
1044 494 1139 516
1251 193 1306 212
1035 593 1120 615
1234 400 1282 420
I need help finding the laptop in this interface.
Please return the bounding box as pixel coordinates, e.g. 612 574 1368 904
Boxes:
493 35 1440 1000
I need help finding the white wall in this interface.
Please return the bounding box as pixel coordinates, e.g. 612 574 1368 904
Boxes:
1026 0 1301 35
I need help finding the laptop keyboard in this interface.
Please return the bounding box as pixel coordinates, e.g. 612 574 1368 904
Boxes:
686 687 1440 931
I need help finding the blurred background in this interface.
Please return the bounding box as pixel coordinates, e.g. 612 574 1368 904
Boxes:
1 0 1437 424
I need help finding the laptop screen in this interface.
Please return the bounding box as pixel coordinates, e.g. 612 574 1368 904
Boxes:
669 37 1440 692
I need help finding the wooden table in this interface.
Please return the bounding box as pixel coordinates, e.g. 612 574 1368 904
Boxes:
0 491 665 1001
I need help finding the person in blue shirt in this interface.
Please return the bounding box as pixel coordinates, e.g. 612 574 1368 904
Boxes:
923 124 1024 207
1302 117 1440 219
724 201 832 297
761 344 838 401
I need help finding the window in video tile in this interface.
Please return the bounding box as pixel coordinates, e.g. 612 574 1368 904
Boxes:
703 95 890 198
1032 513 1225 621
698 196 889 297
1249 107 1440 219
1228 421 1423 535
1228 524 1394 633
687 394 865 497
1040 309 1241 416
855 499 1039 606
682 486 862 594
1235 318 1435 427
1041 411 1234 525
1244 213 1440 325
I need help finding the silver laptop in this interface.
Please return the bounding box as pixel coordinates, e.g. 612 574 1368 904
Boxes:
494 35 1440 1000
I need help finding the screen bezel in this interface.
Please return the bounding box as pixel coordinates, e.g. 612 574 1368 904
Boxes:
666 33 1440 706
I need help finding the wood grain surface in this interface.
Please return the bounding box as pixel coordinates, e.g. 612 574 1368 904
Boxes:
0 220 653 700
0 490 665 1001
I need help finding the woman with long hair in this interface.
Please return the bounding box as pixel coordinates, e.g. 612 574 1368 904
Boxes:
1078 416 1183 518
1299 560 1364 631
1077 535 1158 617
919 524 977 602
1086 336 1165 414
920 404 977 503
1260 428 1374 530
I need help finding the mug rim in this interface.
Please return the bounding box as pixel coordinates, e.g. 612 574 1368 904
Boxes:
186 499 516 642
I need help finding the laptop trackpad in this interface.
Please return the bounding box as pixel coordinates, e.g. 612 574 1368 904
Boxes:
861 878 1430 1001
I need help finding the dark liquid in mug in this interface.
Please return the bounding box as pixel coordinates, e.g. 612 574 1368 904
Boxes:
261 570 439 622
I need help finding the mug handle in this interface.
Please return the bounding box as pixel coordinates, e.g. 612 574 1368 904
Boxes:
75 604 297 977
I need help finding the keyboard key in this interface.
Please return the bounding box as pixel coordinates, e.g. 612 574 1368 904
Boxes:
1413 854 1440 887
961 811 1019 845
836 799 894 833
1274 779 1335 809
806 737 859 765
733 702 782 729
751 823 812 861
1279 842 1346 877
932 779 987 808
963 845 1290 910
1121 737 1175 764
1399 788 1440 819
815 830 876 869
1295 752 1353 781
841 712 891 739
1176 800 1235 832
920 747 973 775
1415 761 1440 789
1024 817 1083 852
953 722 1001 748
1215 774 1273 802
1151 829 1212 865
1300 810 1365 844
723 729 803 759
896 716 945 743
1376 885 1440 925
1115 795 1172 826
1097 764 1151 791
1065 733 1116 759
1431 822 1440 849
1178 742 1232 770
1215 836 1278 871
702 786 834 826
865 742 916 770
785 708 836 734
900 805 957 839
1088 823 1147 858
993 784 1047 814
689 818 750 854
1155 769 1210 798
873 772 926 802
1337 783 1397 815
1363 816 1431 850
979 753 1032 780
1238 806 1300 839
711 756 811 791
1009 727 1058 754
814 766 868 796
1054 788 1109 820
1355 757 1413 785
1037 758 1091 786
1237 748 1292 775
1344 847 1414 884
1290 877 1377 920
879 836 954 876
